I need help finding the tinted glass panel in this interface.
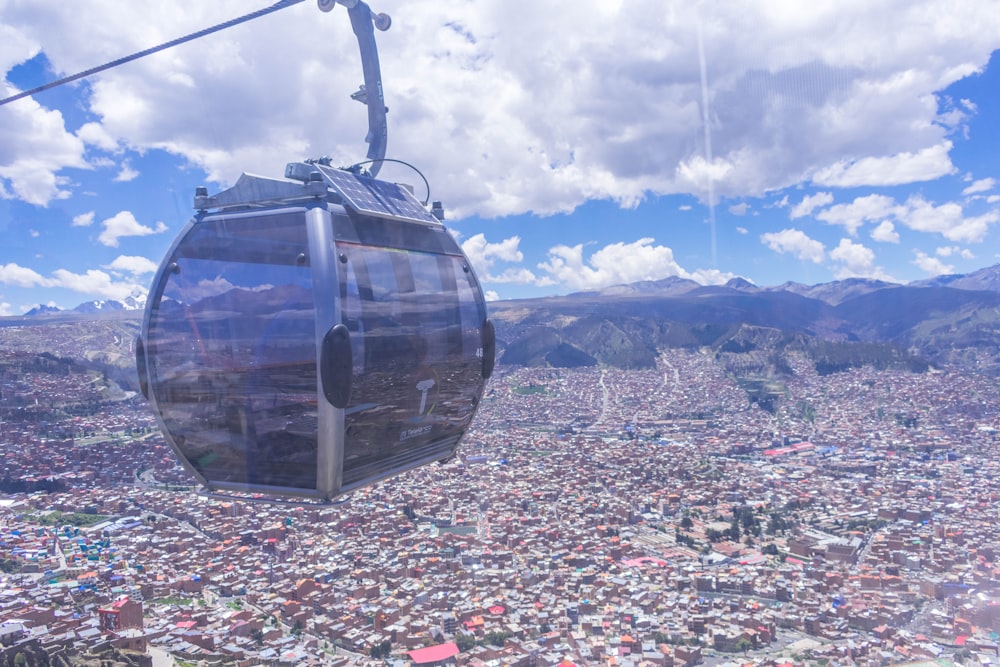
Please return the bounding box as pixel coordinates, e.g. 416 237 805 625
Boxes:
146 213 319 490
338 244 485 486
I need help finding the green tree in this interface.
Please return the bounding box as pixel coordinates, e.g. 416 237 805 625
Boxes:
0 559 22 574
456 633 477 652
484 630 510 647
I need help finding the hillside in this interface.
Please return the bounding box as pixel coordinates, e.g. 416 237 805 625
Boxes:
491 265 1000 376
5 265 1000 381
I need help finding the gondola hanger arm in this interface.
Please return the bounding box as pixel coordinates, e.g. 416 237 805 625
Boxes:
318 0 392 177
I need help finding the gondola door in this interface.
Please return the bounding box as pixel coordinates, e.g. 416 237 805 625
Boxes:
142 207 328 497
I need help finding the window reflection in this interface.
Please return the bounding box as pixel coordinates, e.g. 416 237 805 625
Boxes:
147 215 318 490
338 244 485 487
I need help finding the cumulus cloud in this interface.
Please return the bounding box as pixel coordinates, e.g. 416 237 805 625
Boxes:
97 211 168 247
0 100 87 205
812 141 956 187
896 195 999 243
461 233 523 270
114 160 139 182
72 211 95 227
76 122 118 152
913 250 954 276
460 233 536 283
536 238 717 291
962 177 996 195
49 268 144 301
870 220 900 243
0 263 50 288
2 1 999 214
760 228 826 263
103 255 159 276
829 238 895 281
815 194 896 235
809 192 998 243
936 245 974 259
790 192 834 219
0 262 142 300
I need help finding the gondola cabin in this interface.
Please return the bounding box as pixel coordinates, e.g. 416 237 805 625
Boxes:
137 161 495 501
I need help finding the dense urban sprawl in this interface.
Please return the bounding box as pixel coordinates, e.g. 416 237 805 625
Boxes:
0 329 999 667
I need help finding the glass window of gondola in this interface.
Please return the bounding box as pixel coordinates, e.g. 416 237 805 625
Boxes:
336 236 486 490
145 211 319 492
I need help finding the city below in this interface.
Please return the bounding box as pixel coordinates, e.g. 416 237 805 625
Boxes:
0 317 999 667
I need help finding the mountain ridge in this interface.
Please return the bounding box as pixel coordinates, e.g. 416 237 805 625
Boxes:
490 264 1000 375
7 264 1000 377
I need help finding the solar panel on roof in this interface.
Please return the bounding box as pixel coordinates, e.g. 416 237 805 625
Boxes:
315 165 438 224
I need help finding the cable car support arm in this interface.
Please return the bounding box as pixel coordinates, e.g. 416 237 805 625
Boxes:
319 0 392 177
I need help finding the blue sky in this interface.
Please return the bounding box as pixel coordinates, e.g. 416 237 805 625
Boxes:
1 0 999 313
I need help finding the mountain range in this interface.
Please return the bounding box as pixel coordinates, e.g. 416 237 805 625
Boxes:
23 289 147 316
9 265 1000 380
489 264 1000 377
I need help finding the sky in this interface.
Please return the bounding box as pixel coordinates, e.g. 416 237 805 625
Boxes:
1 0 1000 314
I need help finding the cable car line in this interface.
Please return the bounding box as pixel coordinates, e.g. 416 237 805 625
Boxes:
0 0 307 108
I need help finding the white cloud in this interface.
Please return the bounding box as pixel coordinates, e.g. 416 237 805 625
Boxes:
114 160 139 182
810 192 998 243
72 211 95 227
0 302 11 317
896 195 999 243
829 238 894 281
0 262 142 300
49 268 143 301
0 263 50 288
760 228 825 263
97 211 168 247
103 255 159 276
912 250 954 276
537 238 693 290
3 1 998 214
812 141 956 188
736 226 749 235
936 245 974 260
728 202 749 216
487 267 538 284
461 233 523 270
688 268 739 285
870 220 899 243
484 290 500 302
790 192 834 219
962 177 996 195
76 122 119 152
459 233 536 283
0 88 88 205
816 194 896 235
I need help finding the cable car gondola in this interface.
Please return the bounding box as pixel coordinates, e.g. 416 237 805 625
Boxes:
135 0 496 501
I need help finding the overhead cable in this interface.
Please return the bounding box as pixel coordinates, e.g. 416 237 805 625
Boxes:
0 0 305 108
